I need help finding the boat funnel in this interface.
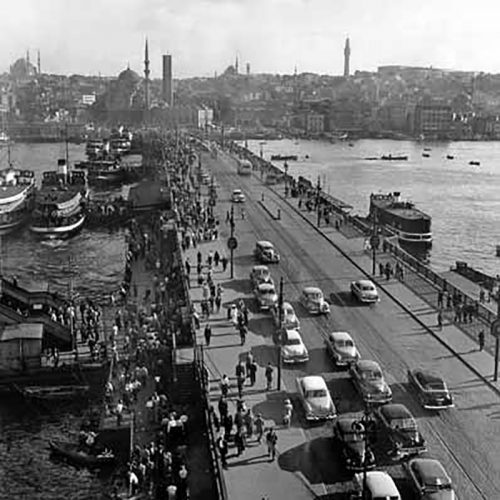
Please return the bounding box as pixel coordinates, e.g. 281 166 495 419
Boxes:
57 159 68 176
393 192 401 202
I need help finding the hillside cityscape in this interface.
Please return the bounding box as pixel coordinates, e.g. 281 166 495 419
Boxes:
4 40 500 141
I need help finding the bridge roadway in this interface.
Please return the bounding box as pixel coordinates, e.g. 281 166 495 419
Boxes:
202 149 500 499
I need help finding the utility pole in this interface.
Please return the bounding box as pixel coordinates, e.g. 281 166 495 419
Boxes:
316 176 321 227
494 290 500 381
230 205 235 279
277 277 284 391
372 217 378 276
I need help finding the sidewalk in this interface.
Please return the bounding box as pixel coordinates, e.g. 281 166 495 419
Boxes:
281 192 500 393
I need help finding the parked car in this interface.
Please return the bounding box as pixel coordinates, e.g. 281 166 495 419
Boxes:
351 471 401 500
406 458 456 500
295 375 336 421
300 286 330 315
350 360 392 404
280 328 309 364
350 279 379 303
249 265 273 288
271 301 300 329
231 188 246 203
375 403 426 457
254 240 280 263
254 282 278 311
325 331 360 366
333 415 376 471
408 369 454 410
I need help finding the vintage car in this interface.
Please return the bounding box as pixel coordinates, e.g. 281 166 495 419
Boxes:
375 403 426 457
280 328 309 364
249 265 273 288
296 375 336 421
254 240 280 263
325 331 360 367
299 286 330 315
333 415 376 471
350 279 379 303
406 458 456 500
231 188 246 203
271 301 300 329
350 360 392 404
408 369 454 410
351 471 401 500
254 282 279 311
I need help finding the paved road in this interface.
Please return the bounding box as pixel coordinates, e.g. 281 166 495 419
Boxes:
202 148 500 499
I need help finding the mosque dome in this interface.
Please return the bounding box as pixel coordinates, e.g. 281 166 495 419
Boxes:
10 58 36 80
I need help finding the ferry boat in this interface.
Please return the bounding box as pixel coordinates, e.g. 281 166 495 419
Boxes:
30 159 88 238
0 168 36 231
85 139 105 159
369 192 432 245
75 159 126 186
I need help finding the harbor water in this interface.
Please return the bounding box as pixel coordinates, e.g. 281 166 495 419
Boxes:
0 142 126 500
247 138 500 277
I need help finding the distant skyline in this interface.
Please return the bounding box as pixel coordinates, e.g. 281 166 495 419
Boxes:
3 0 500 78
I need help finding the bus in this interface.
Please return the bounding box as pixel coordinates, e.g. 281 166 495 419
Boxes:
237 159 252 176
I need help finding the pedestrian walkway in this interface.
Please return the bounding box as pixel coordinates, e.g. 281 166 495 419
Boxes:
182 218 319 496
282 193 500 394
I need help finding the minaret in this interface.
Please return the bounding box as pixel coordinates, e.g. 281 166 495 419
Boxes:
344 37 351 78
144 37 150 110
246 63 250 76
235 55 239 74
37 49 41 74
26 49 30 66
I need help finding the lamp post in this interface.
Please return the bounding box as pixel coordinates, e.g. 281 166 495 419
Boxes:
277 277 284 391
494 289 500 381
316 176 321 227
352 403 376 500
230 205 235 279
284 161 289 197
371 215 380 276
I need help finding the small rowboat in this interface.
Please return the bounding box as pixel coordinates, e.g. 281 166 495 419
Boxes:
48 440 116 468
23 385 90 401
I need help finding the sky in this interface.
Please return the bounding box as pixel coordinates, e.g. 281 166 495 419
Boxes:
3 0 500 78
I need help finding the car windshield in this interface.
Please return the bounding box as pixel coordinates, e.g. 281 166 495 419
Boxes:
427 382 446 391
262 289 276 296
285 338 301 346
307 293 322 301
362 369 382 380
391 417 416 430
337 339 353 348
362 284 375 291
306 389 327 398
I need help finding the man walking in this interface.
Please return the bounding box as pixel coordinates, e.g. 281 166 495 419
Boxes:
204 324 212 346
254 413 264 443
266 427 278 461
265 363 273 391
479 329 485 351
248 359 258 386
437 310 443 330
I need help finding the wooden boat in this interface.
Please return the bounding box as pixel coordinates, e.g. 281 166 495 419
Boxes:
446 155 454 160
48 440 116 468
469 160 480 166
422 153 430 158
22 384 90 401
270 154 298 161
380 154 408 161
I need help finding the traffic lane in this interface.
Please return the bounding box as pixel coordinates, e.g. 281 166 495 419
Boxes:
208 153 499 497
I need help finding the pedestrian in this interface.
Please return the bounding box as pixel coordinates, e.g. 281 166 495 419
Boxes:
218 396 228 420
221 255 228 272
214 250 220 267
204 323 212 346
384 261 392 280
237 374 245 399
446 294 452 310
254 413 264 443
479 288 485 304
220 374 229 397
283 399 293 428
215 294 222 313
379 262 384 277
249 360 258 386
245 352 254 380
265 363 273 391
223 414 233 440
239 324 247 345
479 329 485 351
185 259 191 276
217 435 228 468
437 310 443 330
438 290 443 309
266 427 278 461
234 428 246 456
244 410 254 438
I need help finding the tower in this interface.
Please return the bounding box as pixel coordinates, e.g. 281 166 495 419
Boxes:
144 37 150 110
26 49 30 66
246 62 250 76
235 55 239 74
162 54 173 106
343 37 350 78
37 49 41 74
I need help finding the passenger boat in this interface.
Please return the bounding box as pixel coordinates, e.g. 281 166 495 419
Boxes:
380 154 408 161
0 168 36 231
30 159 88 239
369 192 432 245
270 154 298 161
22 384 90 401
75 159 127 186
85 139 105 159
48 440 116 469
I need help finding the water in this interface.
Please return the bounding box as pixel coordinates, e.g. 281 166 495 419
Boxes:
0 142 126 500
247 138 500 277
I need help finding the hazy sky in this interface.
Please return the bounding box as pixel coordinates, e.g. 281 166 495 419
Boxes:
3 0 500 78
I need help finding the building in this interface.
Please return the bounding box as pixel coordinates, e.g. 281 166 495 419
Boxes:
162 54 173 106
414 100 452 138
197 107 214 129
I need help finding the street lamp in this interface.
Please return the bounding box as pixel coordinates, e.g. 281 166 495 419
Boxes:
316 176 321 227
284 161 289 197
277 277 284 391
371 216 380 276
352 403 377 500
230 205 235 279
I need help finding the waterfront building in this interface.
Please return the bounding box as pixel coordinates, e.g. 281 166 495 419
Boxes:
162 54 173 106
414 99 452 138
